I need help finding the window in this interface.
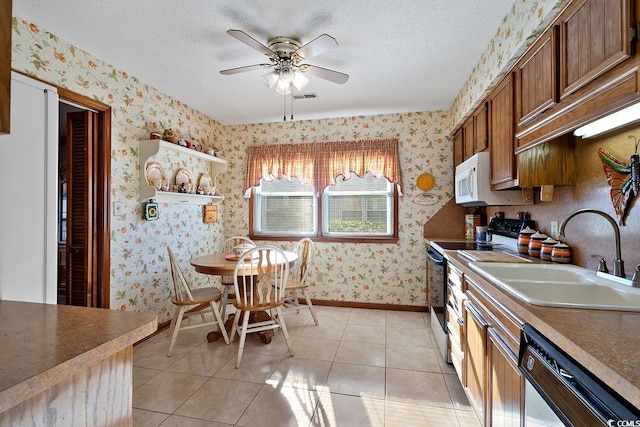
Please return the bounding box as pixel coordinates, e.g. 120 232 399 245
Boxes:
323 173 393 236
251 173 397 241
254 177 316 235
246 139 402 242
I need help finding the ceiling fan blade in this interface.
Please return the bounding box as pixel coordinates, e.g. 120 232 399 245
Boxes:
220 64 273 75
227 29 274 57
299 64 349 84
295 34 338 60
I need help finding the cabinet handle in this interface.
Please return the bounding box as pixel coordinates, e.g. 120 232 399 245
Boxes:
466 302 489 328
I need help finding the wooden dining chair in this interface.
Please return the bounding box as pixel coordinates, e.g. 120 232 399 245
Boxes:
220 236 255 320
285 237 319 325
230 245 294 368
166 247 229 357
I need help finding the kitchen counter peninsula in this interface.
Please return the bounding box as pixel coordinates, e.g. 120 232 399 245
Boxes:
0 300 157 425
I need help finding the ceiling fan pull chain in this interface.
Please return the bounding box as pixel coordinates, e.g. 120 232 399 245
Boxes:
283 89 287 122
290 85 294 121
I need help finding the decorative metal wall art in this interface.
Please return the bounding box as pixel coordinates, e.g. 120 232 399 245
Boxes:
598 135 640 225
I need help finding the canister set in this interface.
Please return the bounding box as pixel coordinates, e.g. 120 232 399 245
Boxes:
517 227 571 263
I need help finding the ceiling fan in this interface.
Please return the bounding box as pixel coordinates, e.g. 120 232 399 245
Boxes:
220 29 349 96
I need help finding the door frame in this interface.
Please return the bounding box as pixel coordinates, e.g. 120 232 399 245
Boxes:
58 87 111 308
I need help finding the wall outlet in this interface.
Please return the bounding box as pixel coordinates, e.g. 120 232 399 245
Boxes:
550 221 559 239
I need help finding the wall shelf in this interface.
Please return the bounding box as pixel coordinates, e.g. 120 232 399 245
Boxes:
139 139 226 205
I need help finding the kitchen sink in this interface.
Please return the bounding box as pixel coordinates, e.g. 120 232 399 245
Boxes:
468 262 640 311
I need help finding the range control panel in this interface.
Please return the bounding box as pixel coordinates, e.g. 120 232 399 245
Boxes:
487 218 535 239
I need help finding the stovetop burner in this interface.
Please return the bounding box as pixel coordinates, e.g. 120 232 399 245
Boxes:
428 218 535 254
431 241 497 251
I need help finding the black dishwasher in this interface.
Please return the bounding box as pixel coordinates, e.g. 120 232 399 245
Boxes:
519 324 640 426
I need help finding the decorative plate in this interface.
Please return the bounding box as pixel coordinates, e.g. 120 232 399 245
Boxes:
416 172 436 191
198 173 216 195
145 163 167 189
175 168 193 185
175 168 194 193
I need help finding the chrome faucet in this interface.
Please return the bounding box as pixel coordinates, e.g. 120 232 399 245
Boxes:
559 209 626 278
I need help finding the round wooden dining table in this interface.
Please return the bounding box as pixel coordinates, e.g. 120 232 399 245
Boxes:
190 250 298 343
190 250 298 275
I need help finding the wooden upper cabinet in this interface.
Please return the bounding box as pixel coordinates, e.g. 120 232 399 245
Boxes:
515 27 559 128
560 0 632 99
462 116 474 161
0 0 11 135
473 102 488 153
460 102 489 163
453 128 464 167
488 74 517 189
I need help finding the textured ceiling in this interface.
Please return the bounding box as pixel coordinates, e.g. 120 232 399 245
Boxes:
13 0 515 125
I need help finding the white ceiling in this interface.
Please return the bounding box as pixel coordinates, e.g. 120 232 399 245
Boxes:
13 0 515 125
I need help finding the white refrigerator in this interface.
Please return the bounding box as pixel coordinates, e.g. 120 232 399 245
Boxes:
0 72 59 303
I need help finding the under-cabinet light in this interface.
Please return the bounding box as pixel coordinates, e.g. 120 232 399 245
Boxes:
574 102 640 138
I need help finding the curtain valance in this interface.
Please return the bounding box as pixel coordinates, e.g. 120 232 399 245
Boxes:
243 139 403 197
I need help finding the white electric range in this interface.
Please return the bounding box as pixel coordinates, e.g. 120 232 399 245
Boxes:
426 218 534 363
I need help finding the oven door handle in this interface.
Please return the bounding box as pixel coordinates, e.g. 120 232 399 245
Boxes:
426 248 446 266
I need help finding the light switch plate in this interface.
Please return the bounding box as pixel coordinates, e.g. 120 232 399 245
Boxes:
113 201 123 217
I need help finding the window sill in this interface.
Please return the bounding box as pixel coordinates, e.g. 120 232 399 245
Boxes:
249 234 399 244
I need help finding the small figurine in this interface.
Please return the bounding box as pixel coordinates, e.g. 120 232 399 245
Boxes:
163 129 179 144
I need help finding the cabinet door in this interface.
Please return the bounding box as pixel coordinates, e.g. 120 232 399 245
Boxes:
560 0 632 99
453 128 464 167
464 301 488 424
462 117 474 161
516 28 559 128
473 102 488 153
487 328 522 427
488 74 517 189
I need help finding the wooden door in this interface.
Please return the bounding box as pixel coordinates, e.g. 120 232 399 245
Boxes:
67 111 98 307
473 102 488 153
560 0 632 99
515 27 559 128
464 301 488 424
488 74 517 189
487 328 522 427
0 0 11 134
462 117 474 161
453 128 464 168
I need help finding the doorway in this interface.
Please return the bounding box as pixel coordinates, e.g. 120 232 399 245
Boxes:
56 88 111 308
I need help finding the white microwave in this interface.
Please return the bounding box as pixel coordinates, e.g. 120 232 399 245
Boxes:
455 152 531 206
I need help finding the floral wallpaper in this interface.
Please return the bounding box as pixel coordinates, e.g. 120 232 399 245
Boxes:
9 0 563 319
219 113 453 307
450 0 568 128
11 18 226 323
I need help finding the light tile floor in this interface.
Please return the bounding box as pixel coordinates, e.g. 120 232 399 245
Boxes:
132 306 480 427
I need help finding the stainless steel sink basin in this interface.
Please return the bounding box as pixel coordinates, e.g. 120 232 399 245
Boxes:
468 262 640 311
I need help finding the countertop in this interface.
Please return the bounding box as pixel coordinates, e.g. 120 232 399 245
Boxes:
439 247 640 409
0 301 157 413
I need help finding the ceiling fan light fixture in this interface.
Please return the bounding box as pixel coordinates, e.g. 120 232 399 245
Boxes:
279 65 296 84
275 80 292 95
261 71 279 88
292 71 309 91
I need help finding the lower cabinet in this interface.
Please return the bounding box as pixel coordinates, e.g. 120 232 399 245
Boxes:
464 300 488 423
449 258 526 427
487 328 523 427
